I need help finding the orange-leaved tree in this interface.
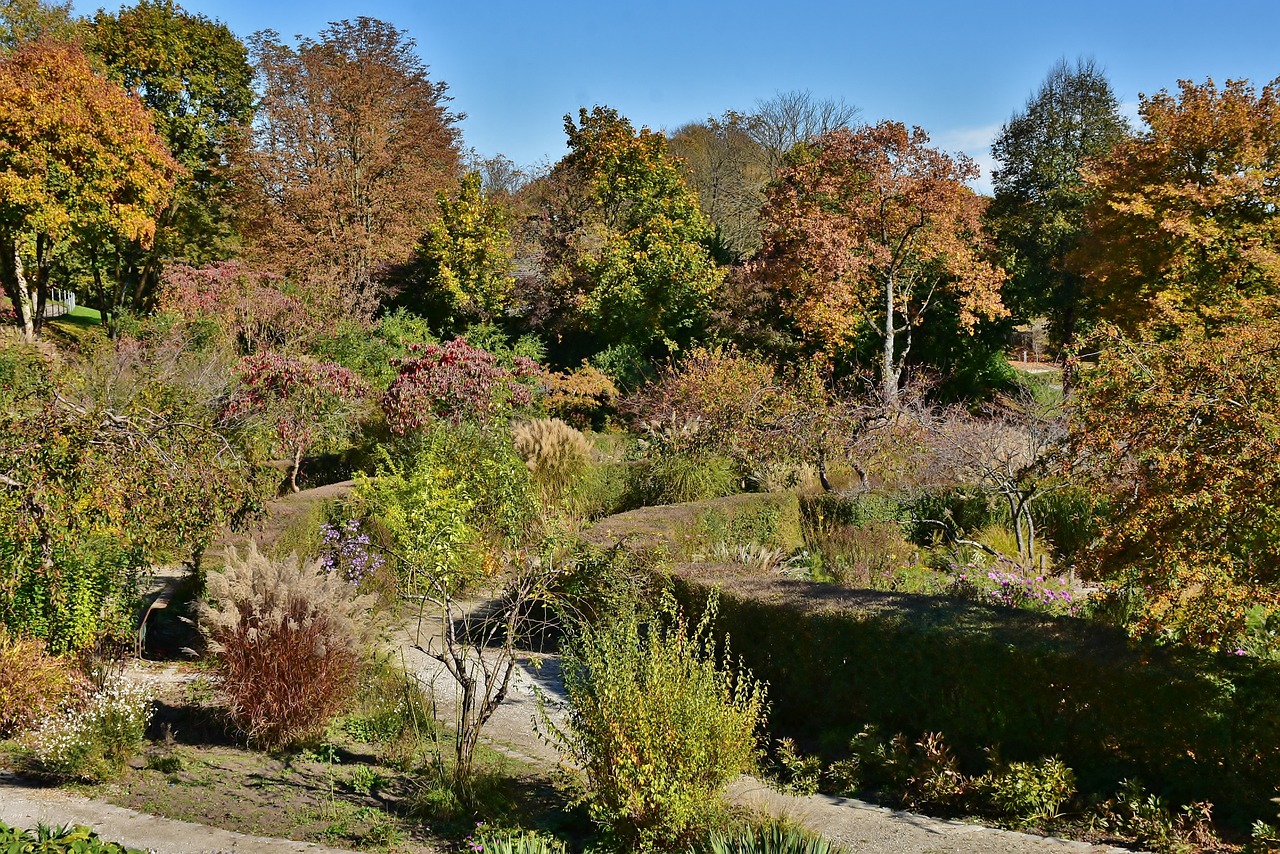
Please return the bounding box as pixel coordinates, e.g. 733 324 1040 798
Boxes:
756 122 1006 405
247 18 461 316
1069 301 1280 648
0 39 178 339
1073 77 1280 333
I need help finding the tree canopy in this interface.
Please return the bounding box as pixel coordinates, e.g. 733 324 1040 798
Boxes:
756 122 1006 403
0 38 177 339
530 106 722 373
89 0 255 322
988 57 1130 351
247 17 462 312
1073 77 1280 333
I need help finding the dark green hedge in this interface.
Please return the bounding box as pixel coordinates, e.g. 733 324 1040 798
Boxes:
673 575 1280 829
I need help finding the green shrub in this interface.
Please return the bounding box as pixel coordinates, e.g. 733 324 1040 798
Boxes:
0 821 144 853
695 821 845 854
337 651 433 766
899 488 994 545
1030 484 1104 566
977 756 1076 826
673 576 1280 832
635 450 740 506
26 672 152 782
546 593 767 852
199 546 376 749
355 424 536 594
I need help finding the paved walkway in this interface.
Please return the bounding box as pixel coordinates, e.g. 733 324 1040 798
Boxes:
0 774 361 854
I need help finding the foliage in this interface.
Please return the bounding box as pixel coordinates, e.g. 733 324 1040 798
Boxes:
400 171 516 331
466 825 568 854
1073 76 1280 332
199 545 376 749
634 446 740 506
353 423 536 595
976 756 1076 826
539 362 618 430
667 112 769 262
0 624 79 737
247 17 461 307
755 122 1006 402
0 820 144 854
512 417 594 508
0 325 264 651
26 671 153 782
1095 779 1217 854
695 820 845 854
337 650 433 766
0 0 80 50
158 262 325 354
987 58 1130 350
545 593 767 852
672 575 1280 830
89 0 254 320
0 38 178 338
530 106 722 363
222 351 369 491
1069 311 1280 647
381 338 535 434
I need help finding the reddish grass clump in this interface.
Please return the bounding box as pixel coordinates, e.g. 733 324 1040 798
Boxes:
200 545 376 749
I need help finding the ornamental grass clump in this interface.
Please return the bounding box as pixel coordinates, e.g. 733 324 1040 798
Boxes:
200 545 376 749
512 417 594 506
26 672 152 782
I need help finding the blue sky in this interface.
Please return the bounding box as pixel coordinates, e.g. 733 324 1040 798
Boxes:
77 0 1280 194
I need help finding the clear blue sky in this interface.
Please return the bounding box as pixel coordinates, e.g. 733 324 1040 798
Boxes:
77 0 1280 194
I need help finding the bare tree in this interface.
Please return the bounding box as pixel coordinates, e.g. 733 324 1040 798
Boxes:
404 547 562 804
924 385 1067 563
748 88 861 173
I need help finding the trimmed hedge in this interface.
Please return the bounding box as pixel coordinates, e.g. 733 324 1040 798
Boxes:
672 574 1280 829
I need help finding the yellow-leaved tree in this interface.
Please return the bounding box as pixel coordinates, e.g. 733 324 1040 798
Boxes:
0 39 177 339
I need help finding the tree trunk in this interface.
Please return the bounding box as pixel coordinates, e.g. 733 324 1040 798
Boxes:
883 272 898 406
6 241 36 340
289 447 303 493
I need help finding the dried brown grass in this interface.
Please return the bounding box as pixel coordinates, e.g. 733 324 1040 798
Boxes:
0 626 83 737
512 417 593 504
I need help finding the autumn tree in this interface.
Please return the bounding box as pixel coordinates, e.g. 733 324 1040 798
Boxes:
1069 303 1280 648
88 0 254 323
396 171 516 333
0 39 177 339
668 113 769 261
529 106 722 374
988 58 1130 352
756 122 1006 404
1073 77 1280 332
748 89 861 175
0 0 78 51
248 18 462 313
